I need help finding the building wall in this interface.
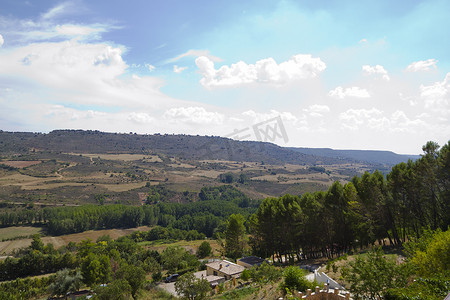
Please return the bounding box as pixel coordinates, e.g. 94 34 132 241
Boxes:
236 261 252 269
206 266 230 279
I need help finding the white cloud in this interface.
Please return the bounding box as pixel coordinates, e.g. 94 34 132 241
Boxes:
173 65 188 73
0 39 187 109
328 86 370 99
359 38 368 44
362 64 390 81
339 108 428 132
167 49 222 63
41 3 71 20
303 104 330 117
406 59 438 72
307 104 330 113
55 24 106 38
195 54 326 88
127 112 153 124
163 107 224 124
339 108 382 130
0 6 114 45
242 110 298 124
0 34 4 47
46 105 107 121
420 73 450 112
148 64 155 72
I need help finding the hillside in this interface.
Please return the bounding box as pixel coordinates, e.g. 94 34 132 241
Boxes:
289 147 419 165
0 129 414 205
0 130 414 166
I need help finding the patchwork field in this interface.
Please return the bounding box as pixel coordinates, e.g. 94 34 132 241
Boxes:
0 150 376 207
0 226 43 241
0 226 153 255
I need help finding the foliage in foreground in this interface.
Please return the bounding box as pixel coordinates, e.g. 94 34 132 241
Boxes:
342 247 409 300
174 272 210 300
343 229 450 300
384 229 450 300
282 266 318 294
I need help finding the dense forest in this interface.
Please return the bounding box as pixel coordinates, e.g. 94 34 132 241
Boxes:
0 185 258 236
249 141 449 261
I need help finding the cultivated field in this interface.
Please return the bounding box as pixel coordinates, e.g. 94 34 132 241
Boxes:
0 226 42 241
0 226 152 255
0 150 374 206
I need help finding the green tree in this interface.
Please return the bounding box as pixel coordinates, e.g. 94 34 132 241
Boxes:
48 268 83 298
94 279 132 300
225 214 246 259
174 272 210 300
240 269 250 281
197 241 212 258
81 253 112 287
249 262 281 286
282 266 312 293
30 234 44 252
342 248 408 300
408 229 450 277
161 246 199 273
117 264 146 300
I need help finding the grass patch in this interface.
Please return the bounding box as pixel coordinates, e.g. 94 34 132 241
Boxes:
216 285 258 299
0 226 42 241
142 239 222 256
322 251 400 289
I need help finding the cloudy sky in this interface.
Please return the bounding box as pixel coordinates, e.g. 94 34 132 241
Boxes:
0 0 449 154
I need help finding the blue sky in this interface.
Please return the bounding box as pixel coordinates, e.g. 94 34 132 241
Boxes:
0 0 449 154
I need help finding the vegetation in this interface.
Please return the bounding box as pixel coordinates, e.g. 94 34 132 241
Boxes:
174 272 210 300
384 229 450 300
225 214 246 259
249 141 450 262
0 139 447 299
47 268 83 298
341 248 409 300
196 241 212 258
282 266 317 294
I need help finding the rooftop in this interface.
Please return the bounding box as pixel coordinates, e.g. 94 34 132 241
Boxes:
205 260 245 276
237 256 267 266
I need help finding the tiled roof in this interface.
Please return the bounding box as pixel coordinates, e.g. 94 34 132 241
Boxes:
194 270 224 283
238 256 267 266
206 260 245 275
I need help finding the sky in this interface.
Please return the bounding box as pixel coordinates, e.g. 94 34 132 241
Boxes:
0 0 449 154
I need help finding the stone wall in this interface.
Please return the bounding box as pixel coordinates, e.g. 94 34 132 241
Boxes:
279 285 351 300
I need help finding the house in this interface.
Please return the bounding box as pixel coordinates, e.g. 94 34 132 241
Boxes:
205 260 245 280
237 256 267 268
194 270 225 287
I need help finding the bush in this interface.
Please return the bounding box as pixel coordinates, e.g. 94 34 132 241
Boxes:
282 266 313 293
197 241 212 258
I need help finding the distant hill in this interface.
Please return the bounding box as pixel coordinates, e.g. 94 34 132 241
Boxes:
0 130 415 167
288 147 419 165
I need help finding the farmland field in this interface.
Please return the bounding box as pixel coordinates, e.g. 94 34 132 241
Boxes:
0 148 376 207
0 226 42 241
0 226 153 255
